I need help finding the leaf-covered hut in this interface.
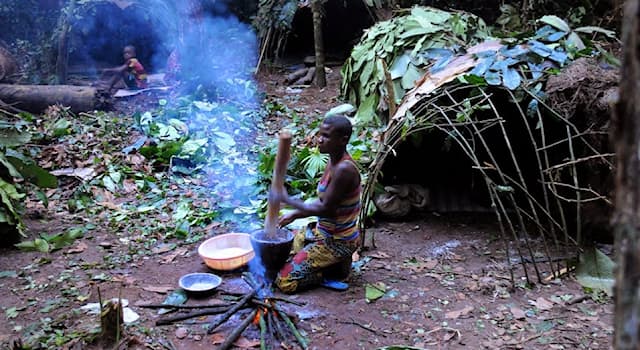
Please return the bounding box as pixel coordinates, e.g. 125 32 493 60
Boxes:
340 7 619 285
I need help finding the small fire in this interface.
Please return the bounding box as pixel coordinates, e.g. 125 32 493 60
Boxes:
253 309 262 325
253 306 269 325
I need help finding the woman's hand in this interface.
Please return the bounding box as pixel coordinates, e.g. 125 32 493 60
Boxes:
279 210 300 227
268 185 288 204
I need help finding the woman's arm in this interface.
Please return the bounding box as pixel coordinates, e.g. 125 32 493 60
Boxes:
280 162 359 218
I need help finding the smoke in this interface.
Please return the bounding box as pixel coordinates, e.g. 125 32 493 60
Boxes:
70 1 265 231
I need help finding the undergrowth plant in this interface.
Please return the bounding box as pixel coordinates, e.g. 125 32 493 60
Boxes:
0 115 57 244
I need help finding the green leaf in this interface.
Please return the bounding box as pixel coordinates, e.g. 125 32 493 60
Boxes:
102 176 116 193
389 53 412 80
180 138 208 156
365 282 387 302
52 118 72 137
538 15 570 32
5 307 18 319
213 132 236 153
484 70 501 86
301 150 328 179
158 289 188 314
0 153 21 179
0 128 31 147
325 104 356 117
7 156 57 188
400 64 424 90
565 32 586 51
502 67 521 90
575 246 614 296
172 201 192 221
573 26 616 38
354 94 378 125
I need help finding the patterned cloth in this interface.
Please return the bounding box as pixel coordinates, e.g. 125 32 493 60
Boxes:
124 58 147 89
275 154 361 293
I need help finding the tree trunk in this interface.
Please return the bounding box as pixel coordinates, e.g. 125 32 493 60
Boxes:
0 84 109 113
311 0 326 88
55 0 75 84
613 0 640 348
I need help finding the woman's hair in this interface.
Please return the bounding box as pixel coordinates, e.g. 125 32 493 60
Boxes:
323 114 352 139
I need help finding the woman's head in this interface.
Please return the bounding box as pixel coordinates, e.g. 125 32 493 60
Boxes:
318 115 352 154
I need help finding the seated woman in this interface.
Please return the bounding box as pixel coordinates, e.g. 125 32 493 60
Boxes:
273 114 361 293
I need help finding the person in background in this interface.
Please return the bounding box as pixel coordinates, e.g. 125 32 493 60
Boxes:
273 114 362 293
99 45 147 93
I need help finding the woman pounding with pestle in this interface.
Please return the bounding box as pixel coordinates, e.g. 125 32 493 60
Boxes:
272 114 361 293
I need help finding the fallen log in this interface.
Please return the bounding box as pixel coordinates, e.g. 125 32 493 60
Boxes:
0 84 111 114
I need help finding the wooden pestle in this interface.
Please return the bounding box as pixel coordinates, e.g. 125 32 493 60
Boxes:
263 130 292 239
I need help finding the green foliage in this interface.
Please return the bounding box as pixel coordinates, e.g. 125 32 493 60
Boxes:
341 6 619 129
575 246 615 296
15 227 86 253
0 119 57 238
340 6 492 125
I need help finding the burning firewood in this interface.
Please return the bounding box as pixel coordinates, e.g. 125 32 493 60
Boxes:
207 289 257 333
217 309 259 350
148 271 308 349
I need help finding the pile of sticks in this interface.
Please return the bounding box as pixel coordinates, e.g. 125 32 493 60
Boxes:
140 273 308 350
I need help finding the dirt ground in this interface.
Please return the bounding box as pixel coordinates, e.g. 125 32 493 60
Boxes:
0 66 613 349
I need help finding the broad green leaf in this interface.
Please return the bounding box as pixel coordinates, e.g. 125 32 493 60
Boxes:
0 271 17 278
325 104 356 117
180 138 208 156
354 94 378 125
172 201 192 221
538 15 570 32
213 132 236 153
5 307 18 319
502 67 521 90
574 26 616 38
411 6 450 25
102 176 117 193
0 128 31 147
158 289 188 314
576 246 614 296
359 60 376 88
0 153 21 178
398 26 439 39
484 70 501 86
7 157 57 188
365 282 387 302
53 118 72 137
565 32 586 51
388 53 412 80
0 178 24 205
400 64 424 90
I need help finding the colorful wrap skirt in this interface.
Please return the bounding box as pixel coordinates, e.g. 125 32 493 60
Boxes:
275 223 359 293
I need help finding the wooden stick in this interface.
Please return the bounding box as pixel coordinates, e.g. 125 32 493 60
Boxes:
137 303 232 309
269 310 286 342
264 130 292 238
156 306 233 326
259 309 268 350
207 290 256 334
275 305 308 349
215 309 258 350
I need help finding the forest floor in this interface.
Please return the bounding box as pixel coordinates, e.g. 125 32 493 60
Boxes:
0 65 613 350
